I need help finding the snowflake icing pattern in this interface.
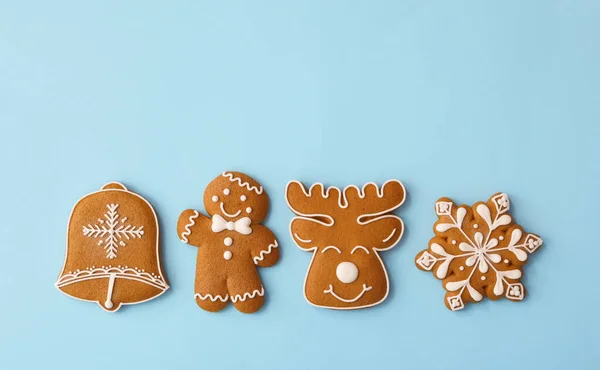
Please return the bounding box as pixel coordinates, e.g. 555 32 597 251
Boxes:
82 203 145 259
415 193 543 311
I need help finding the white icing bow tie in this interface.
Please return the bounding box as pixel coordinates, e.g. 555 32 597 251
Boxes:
211 215 252 235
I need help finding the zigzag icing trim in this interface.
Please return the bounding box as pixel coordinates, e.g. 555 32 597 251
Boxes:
253 240 279 264
194 292 229 302
180 210 199 243
231 286 264 302
194 287 264 303
55 266 168 290
222 172 263 195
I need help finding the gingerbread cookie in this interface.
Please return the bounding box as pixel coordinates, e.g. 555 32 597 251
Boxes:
415 193 543 311
56 182 168 312
177 172 279 314
285 180 406 310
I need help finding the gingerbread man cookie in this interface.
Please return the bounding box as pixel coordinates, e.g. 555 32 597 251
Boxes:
177 172 279 313
415 193 543 311
286 179 406 310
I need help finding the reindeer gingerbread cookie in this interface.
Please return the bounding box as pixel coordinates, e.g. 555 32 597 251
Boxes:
177 172 279 313
285 179 406 310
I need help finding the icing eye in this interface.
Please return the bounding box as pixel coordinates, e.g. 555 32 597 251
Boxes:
240 195 247 201
211 196 219 202
246 207 252 214
223 189 230 196
351 245 370 255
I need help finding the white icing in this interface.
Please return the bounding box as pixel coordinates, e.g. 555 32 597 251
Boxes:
194 292 228 302
473 224 479 229
82 203 144 259
104 273 117 309
350 245 370 254
222 172 264 195
246 207 252 214
321 246 342 254
56 266 167 291
195 288 266 304
180 210 199 243
382 228 396 243
336 262 359 283
211 195 218 202
240 195 247 201
224 237 233 246
224 251 232 260
223 188 230 195
323 284 372 303
219 202 241 218
211 215 252 235
253 240 279 264
293 233 312 243
231 286 264 302
56 182 169 312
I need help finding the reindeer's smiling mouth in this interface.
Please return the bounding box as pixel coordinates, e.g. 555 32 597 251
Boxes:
323 284 373 303
220 203 241 218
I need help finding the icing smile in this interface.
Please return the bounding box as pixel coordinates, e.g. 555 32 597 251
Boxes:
220 203 241 218
323 284 373 303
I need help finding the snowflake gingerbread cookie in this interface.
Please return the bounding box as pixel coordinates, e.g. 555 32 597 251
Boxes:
415 193 543 311
177 172 279 314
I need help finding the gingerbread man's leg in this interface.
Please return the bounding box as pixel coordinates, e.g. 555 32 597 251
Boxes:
194 269 229 312
227 265 265 314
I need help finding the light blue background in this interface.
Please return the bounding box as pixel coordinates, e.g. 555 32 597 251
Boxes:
1 1 599 369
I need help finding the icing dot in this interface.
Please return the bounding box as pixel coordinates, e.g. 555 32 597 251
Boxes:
224 251 232 260
504 259 509 263
481 276 486 281
452 240 457 245
211 195 218 202
224 237 233 246
459 266 464 271
499 236 505 241
336 262 359 284
246 207 252 214
473 224 479 229
240 195 247 201
223 189 230 195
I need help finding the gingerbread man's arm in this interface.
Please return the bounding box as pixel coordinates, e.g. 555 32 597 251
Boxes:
177 209 211 247
250 225 280 267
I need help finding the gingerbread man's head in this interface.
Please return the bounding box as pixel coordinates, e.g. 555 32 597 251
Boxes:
203 172 269 223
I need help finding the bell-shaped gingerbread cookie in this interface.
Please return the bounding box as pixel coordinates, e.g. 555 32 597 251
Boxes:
55 182 168 312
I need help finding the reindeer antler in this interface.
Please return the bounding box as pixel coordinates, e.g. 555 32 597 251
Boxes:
286 180 406 225
343 180 406 222
285 181 344 225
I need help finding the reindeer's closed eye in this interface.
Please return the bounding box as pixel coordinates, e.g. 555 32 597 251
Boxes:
351 245 370 255
321 246 342 254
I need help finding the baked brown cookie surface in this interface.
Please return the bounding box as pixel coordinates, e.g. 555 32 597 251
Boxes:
416 193 543 311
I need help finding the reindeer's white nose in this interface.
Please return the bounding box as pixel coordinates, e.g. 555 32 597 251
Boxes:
336 262 359 284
